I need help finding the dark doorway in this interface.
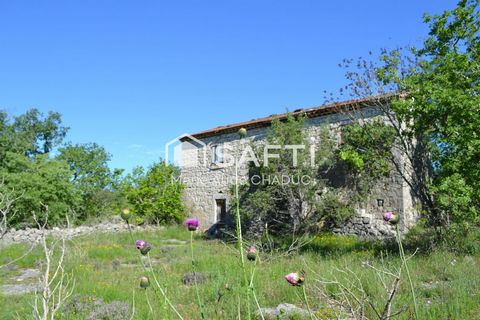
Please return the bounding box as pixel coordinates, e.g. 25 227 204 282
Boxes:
215 199 227 224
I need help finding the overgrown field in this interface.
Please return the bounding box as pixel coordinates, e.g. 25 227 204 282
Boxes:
0 227 479 319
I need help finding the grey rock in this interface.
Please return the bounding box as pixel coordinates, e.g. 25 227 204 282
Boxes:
12 268 41 282
2 283 40 296
255 303 310 320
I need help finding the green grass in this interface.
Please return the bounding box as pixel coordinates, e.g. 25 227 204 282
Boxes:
0 227 479 319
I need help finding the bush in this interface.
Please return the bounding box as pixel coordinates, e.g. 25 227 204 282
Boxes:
405 219 480 255
404 219 437 252
442 223 480 255
315 191 356 228
124 161 186 224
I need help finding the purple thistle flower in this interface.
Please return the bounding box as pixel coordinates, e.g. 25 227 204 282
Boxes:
135 240 151 255
185 218 200 231
247 245 257 261
135 240 145 249
383 211 400 225
285 271 305 286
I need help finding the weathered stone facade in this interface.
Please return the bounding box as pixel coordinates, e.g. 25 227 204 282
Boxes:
179 99 418 238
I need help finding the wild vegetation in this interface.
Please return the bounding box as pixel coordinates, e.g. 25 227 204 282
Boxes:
1 227 479 319
329 0 480 253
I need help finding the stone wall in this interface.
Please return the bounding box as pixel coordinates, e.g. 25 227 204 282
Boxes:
0 218 162 247
180 106 418 238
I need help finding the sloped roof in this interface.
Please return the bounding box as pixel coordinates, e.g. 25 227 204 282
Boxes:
188 94 393 140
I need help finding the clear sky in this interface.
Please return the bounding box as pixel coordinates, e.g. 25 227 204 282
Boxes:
0 0 458 173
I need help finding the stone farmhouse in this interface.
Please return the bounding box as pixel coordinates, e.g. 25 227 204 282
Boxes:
177 96 418 238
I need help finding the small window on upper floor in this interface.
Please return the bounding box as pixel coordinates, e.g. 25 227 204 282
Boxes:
212 144 224 164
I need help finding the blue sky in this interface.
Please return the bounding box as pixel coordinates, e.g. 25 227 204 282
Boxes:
0 0 458 172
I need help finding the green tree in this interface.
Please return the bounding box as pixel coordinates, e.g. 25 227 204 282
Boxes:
237 115 358 237
2 152 81 226
10 109 68 156
399 0 480 226
0 109 80 226
57 143 117 219
332 0 480 248
0 108 126 226
338 120 397 199
124 161 185 224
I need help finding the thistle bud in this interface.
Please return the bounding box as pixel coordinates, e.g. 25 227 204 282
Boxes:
120 208 131 222
238 127 247 138
140 276 150 289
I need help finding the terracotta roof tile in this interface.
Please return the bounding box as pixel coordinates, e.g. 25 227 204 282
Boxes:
189 94 394 140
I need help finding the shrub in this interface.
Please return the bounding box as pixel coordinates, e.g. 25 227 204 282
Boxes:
2 153 81 227
124 161 186 224
405 219 480 255
441 222 480 255
236 115 394 238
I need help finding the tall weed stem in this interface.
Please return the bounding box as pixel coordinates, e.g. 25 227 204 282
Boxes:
302 285 314 320
395 224 418 319
235 154 251 319
190 231 206 319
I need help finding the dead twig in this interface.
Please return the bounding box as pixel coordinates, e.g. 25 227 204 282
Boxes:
32 206 75 320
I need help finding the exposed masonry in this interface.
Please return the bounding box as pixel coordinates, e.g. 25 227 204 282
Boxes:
179 104 419 238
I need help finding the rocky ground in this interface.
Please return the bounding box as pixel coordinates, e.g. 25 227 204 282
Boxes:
1 267 42 296
0 223 186 298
